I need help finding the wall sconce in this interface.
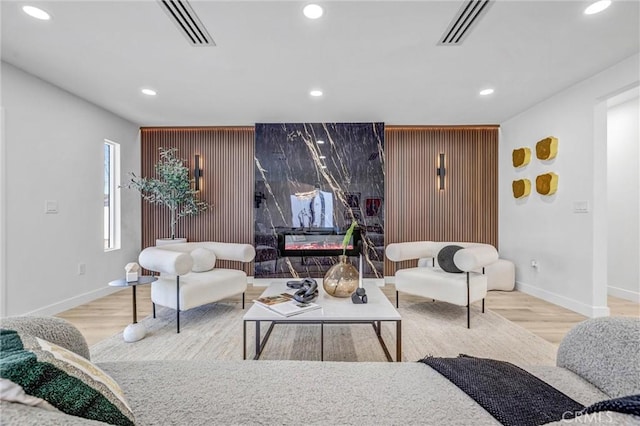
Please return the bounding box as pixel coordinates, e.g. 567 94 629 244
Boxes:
194 154 203 191
436 153 446 190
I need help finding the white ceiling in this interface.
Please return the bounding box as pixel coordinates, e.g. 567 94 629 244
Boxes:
2 0 639 127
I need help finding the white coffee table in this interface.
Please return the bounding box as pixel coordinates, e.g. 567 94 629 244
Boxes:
243 282 402 362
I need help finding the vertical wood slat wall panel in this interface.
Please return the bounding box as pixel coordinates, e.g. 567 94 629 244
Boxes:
140 127 255 274
384 126 498 275
140 125 497 277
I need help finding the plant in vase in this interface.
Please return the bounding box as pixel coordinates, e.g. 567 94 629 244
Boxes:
124 147 209 241
323 221 359 297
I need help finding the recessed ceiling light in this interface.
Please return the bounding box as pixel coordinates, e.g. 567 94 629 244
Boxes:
310 89 323 97
479 88 494 96
303 4 323 19
141 88 157 96
317 140 325 144
22 5 51 20
584 0 611 15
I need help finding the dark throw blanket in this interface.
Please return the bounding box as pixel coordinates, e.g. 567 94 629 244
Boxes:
419 354 584 426
582 394 640 418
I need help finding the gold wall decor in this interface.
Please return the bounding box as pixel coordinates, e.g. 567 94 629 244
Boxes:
512 147 531 168
536 136 558 160
512 179 531 199
536 172 558 195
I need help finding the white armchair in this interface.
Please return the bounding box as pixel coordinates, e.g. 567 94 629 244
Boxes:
138 241 256 333
385 241 499 328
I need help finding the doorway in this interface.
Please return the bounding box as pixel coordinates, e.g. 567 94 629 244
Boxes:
606 87 640 305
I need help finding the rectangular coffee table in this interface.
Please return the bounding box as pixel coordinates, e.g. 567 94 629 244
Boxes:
243 282 402 362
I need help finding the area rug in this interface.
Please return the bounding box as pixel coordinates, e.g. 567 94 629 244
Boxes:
91 300 557 366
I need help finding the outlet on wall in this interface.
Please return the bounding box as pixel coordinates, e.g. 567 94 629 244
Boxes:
530 259 539 269
78 263 86 275
44 200 58 214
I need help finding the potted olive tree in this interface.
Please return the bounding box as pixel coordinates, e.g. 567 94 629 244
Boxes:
124 147 209 242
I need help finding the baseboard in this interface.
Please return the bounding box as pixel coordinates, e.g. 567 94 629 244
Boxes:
252 278 289 287
384 276 396 284
608 285 640 303
366 278 385 287
515 281 610 318
252 278 385 288
25 286 122 317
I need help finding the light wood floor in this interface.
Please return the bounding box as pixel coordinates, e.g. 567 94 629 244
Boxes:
57 284 639 347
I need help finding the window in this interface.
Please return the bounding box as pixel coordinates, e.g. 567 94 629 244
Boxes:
104 140 121 250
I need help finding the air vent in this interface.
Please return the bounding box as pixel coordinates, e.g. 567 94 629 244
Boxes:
439 0 492 45
159 0 215 46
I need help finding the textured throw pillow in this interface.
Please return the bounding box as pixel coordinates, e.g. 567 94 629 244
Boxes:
0 378 59 411
191 248 216 272
0 329 135 426
437 245 464 273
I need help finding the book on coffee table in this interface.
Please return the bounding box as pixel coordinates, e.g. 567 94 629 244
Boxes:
253 293 321 317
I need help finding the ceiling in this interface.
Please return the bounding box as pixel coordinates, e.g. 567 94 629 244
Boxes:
2 0 638 127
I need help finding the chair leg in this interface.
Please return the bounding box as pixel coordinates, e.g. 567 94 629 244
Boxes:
242 292 245 309
152 303 156 319
482 298 485 313
466 272 471 329
176 276 181 334
396 291 399 308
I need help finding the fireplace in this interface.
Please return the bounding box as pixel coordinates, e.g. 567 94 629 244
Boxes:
277 228 362 258
254 122 384 278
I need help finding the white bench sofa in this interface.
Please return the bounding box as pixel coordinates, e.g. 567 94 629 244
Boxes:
418 256 515 291
138 241 255 333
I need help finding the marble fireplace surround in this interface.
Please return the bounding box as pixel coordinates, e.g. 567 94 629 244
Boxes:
254 123 384 279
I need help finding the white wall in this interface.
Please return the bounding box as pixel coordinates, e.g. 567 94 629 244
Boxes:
499 54 639 317
1 62 141 316
1 106 6 317
607 94 640 302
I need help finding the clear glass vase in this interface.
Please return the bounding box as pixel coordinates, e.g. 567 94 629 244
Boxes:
323 255 359 298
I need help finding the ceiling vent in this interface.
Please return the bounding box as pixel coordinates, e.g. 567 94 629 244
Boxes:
439 0 492 45
159 0 215 46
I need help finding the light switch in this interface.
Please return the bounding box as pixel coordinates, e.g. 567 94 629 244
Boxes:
573 201 589 213
45 200 58 214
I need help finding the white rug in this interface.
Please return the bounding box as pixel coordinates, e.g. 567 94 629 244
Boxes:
91 300 558 366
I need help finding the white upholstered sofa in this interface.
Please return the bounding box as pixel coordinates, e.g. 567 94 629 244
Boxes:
386 241 508 328
2 316 638 425
138 241 255 333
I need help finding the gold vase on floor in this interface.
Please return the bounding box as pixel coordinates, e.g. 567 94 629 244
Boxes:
323 255 359 297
